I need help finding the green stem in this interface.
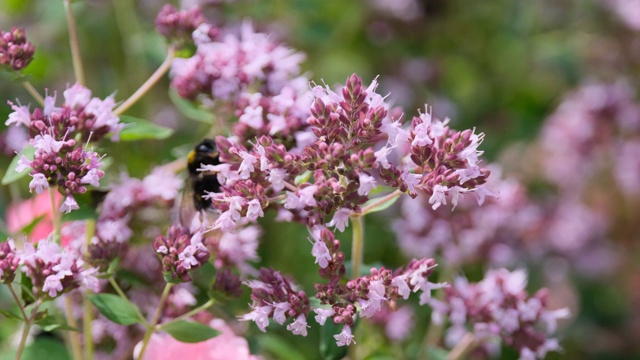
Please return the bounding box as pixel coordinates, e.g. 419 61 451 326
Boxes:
137 283 173 360
359 189 403 216
8 285 28 321
19 79 44 106
420 265 456 358
350 215 364 279
83 220 96 360
49 187 61 243
108 277 148 326
64 0 85 85
65 297 83 360
113 46 175 116
159 299 215 328
446 332 476 360
14 300 41 360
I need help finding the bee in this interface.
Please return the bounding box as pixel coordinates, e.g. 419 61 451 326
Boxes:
180 138 222 227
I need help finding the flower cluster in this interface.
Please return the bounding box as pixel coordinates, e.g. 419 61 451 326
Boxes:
429 268 570 359
0 240 20 284
155 4 206 45
202 73 491 233
240 268 311 336
6 83 122 212
20 239 99 298
0 27 35 71
154 226 210 283
169 17 312 145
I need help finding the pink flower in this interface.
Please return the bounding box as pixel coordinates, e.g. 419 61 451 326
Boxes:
29 173 49 194
313 307 334 326
334 326 356 347
139 319 260 360
286 314 309 336
357 173 377 196
59 195 79 214
327 208 351 232
311 238 332 268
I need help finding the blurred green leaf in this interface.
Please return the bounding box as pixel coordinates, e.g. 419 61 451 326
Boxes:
89 293 141 325
259 334 307 360
0 337 70 360
320 319 349 360
35 316 77 332
2 146 35 185
425 346 448 360
0 308 22 320
160 320 220 343
118 115 174 141
168 89 214 123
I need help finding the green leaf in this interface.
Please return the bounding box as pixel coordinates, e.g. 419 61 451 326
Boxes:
35 316 77 332
19 214 46 236
425 346 448 360
118 115 174 141
2 145 35 185
361 193 400 215
89 293 141 325
0 338 71 360
0 308 22 320
168 88 214 123
160 320 220 343
259 334 307 360
294 170 312 185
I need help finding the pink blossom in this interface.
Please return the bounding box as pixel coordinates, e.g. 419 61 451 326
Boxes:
428 184 448 210
272 302 291 325
139 319 260 360
311 238 332 268
43 274 63 297
286 314 309 336
334 326 356 347
357 173 377 196
59 195 79 214
239 305 272 332
327 208 351 232
63 83 92 108
313 307 334 326
29 173 49 194
246 199 264 221
6 103 31 126
143 168 182 201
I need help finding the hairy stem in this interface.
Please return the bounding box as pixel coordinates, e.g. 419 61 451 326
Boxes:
359 189 403 216
350 215 364 278
83 220 96 360
49 187 61 243
19 79 44 106
108 276 148 326
136 283 173 360
64 0 85 85
446 332 476 360
8 285 27 321
14 300 41 360
114 46 175 116
160 299 215 328
65 297 83 360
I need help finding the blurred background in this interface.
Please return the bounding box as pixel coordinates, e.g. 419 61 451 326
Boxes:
1 0 639 359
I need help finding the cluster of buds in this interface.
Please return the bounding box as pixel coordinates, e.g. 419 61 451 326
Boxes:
20 239 99 298
155 4 207 45
429 268 570 359
6 83 122 212
0 240 20 284
201 73 491 233
240 268 311 336
0 27 35 71
154 226 209 283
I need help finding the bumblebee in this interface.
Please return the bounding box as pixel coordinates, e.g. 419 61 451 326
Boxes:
180 138 221 226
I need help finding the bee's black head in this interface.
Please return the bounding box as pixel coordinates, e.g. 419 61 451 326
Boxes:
196 138 217 154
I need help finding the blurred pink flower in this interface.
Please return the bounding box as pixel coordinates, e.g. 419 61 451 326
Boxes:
6 192 62 243
138 319 260 360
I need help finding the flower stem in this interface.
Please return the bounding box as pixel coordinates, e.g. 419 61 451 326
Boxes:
114 46 175 116
83 220 96 360
64 0 85 85
19 78 44 106
137 283 173 360
49 187 61 243
159 299 215 328
108 276 148 326
446 332 476 360
8 285 28 321
350 215 364 278
14 300 41 360
65 296 83 360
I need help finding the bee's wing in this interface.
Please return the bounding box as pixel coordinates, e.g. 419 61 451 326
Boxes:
178 177 198 228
